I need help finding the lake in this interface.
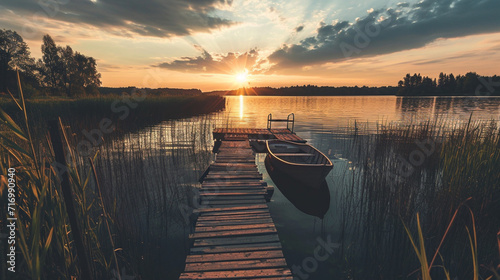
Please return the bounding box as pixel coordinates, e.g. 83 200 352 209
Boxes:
99 96 500 279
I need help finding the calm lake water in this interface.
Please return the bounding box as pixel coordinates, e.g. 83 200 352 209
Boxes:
102 96 500 279
223 96 500 279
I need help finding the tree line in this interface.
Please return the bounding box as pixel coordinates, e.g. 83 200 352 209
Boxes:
397 72 500 96
0 29 101 97
210 85 398 96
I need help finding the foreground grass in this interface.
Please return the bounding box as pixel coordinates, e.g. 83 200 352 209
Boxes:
0 82 224 278
0 88 119 279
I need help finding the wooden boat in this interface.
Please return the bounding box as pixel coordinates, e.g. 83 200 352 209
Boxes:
266 140 333 189
265 156 330 218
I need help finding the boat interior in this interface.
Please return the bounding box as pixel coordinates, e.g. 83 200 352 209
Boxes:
269 142 330 165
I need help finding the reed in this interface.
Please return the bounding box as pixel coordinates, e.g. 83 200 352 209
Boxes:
92 116 216 278
0 76 224 279
335 118 500 279
0 93 225 141
0 75 118 279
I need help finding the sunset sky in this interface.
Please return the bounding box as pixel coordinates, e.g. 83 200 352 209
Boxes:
1 0 499 91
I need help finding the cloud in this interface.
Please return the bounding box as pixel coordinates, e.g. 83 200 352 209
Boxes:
1 0 235 38
156 47 264 74
295 25 305 33
268 0 500 70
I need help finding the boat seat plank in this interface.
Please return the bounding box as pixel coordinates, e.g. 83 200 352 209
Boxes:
273 153 314 157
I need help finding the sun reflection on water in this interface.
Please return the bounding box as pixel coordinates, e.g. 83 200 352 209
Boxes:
239 94 244 120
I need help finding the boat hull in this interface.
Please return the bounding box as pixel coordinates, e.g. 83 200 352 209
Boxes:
265 156 330 218
265 140 333 189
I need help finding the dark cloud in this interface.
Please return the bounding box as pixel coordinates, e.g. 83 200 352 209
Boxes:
268 0 500 70
1 0 234 38
295 25 305 33
157 47 263 74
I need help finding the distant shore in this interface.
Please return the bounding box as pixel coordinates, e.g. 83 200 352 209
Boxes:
203 85 500 97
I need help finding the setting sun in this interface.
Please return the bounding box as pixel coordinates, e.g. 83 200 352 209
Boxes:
235 70 248 84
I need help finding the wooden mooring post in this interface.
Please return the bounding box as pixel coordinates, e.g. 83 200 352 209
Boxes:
48 119 93 280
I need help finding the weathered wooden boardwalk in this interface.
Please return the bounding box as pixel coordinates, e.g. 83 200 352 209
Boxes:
213 128 306 143
179 129 304 280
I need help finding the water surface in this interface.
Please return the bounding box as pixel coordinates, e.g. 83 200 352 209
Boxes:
104 96 500 279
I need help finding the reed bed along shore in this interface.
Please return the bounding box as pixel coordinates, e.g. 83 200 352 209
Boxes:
0 83 225 279
333 118 500 279
0 94 225 139
93 117 217 279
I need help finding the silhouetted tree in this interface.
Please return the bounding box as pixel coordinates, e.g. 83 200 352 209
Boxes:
41 34 64 92
398 72 498 96
40 34 101 96
0 29 38 94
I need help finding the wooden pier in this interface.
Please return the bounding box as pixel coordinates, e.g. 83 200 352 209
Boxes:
179 128 305 280
213 128 306 143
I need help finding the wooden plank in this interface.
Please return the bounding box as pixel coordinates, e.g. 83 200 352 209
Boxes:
202 181 266 187
197 213 271 222
200 192 267 197
245 277 293 280
195 223 275 233
201 199 267 206
186 250 284 263
200 187 267 192
198 209 270 217
196 218 273 227
207 171 261 176
210 163 256 169
205 199 267 206
217 147 251 150
203 175 262 180
185 258 288 272
214 160 255 164
179 268 292 279
189 227 276 239
214 159 255 163
273 153 314 157
193 235 280 247
201 186 264 191
249 277 293 280
190 242 283 254
201 183 266 189
201 195 265 200
193 205 268 213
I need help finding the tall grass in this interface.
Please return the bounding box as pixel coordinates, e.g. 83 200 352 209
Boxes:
0 94 225 141
93 117 216 278
0 77 118 279
0 76 225 279
336 118 500 279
